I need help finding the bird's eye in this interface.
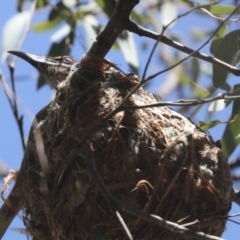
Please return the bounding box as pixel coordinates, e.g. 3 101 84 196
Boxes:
63 57 73 64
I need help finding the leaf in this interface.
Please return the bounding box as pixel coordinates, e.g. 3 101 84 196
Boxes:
96 0 116 17
178 1 238 15
17 0 48 12
210 24 228 55
204 5 238 15
221 112 240 157
32 18 62 32
177 0 195 7
36 0 48 9
180 71 208 98
117 31 139 74
212 29 240 88
208 98 227 112
49 2 75 27
75 2 99 19
17 0 27 11
82 15 99 49
161 1 178 27
49 2 68 20
230 84 240 118
191 58 200 82
1 11 31 62
199 120 222 131
62 0 77 8
130 11 145 25
221 85 240 155
50 24 71 43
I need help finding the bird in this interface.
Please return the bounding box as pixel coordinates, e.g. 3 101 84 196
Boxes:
8 51 79 88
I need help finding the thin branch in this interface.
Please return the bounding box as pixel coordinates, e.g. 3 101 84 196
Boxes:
5 0 37 150
0 71 14 111
8 66 25 150
127 8 240 77
138 4 240 82
101 4 240 123
141 1 220 81
200 7 240 22
122 92 240 111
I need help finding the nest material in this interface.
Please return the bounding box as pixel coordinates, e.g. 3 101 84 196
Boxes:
18 56 232 239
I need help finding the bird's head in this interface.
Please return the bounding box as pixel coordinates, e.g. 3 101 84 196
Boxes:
8 51 78 88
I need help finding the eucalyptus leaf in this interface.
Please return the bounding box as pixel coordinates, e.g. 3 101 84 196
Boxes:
210 24 228 55
17 0 48 12
221 112 240 157
199 120 222 131
117 31 139 74
2 11 31 62
204 5 238 15
208 98 227 112
96 0 116 17
230 84 240 119
32 18 62 32
17 0 28 12
212 29 240 88
191 58 200 82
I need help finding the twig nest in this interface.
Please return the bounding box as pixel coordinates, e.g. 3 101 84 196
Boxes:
21 56 232 239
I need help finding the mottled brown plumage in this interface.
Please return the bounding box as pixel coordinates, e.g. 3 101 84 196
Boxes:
8 51 79 88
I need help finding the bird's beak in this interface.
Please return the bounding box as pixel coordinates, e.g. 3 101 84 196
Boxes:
8 51 53 70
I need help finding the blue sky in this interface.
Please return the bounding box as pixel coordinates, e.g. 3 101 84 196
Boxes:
0 1 240 239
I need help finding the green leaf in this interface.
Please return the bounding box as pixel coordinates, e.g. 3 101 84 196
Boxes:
191 58 200 82
221 85 240 155
49 2 75 27
17 0 48 12
177 0 194 7
95 0 104 9
199 120 222 131
230 84 240 118
49 2 67 20
180 71 208 98
210 24 228 55
32 18 62 32
204 5 238 15
208 98 227 112
117 31 139 74
212 29 240 88
130 11 145 25
96 0 116 17
221 112 240 157
36 0 48 9
178 1 238 15
17 0 27 12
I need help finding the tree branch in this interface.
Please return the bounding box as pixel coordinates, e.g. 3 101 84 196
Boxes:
88 0 139 59
126 6 240 77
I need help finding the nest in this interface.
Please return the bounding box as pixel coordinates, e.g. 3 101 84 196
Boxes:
17 55 232 239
